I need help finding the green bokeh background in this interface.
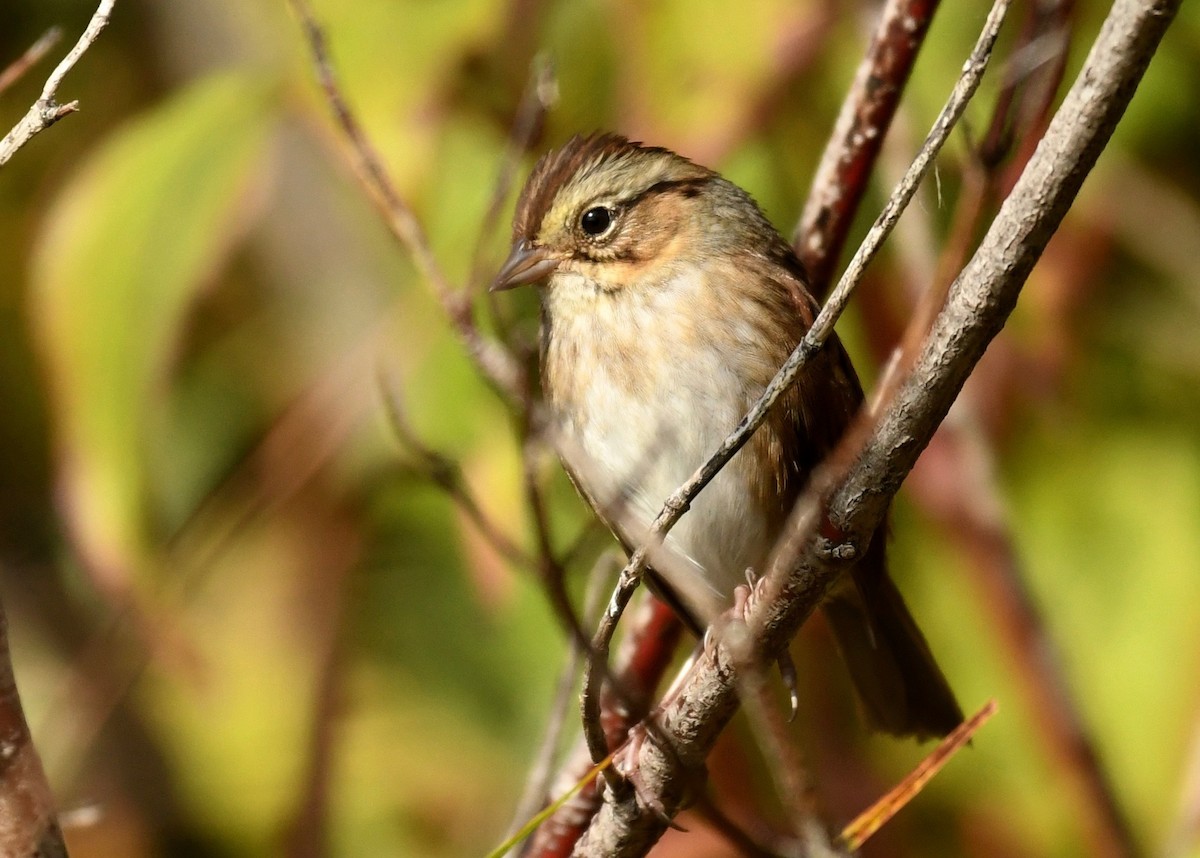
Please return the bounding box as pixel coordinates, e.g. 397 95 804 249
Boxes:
2 0 1199 855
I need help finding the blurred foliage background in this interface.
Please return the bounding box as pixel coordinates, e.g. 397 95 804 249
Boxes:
2 0 1200 856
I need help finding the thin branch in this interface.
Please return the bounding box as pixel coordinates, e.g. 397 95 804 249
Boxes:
0 9 114 856
286 0 524 400
0 0 114 167
524 595 682 858
503 553 616 856
579 0 1009 777
0 28 62 96
470 56 557 294
378 369 535 570
793 0 941 297
574 0 1180 849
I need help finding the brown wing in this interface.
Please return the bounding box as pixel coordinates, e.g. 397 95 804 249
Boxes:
747 242 866 533
761 244 963 738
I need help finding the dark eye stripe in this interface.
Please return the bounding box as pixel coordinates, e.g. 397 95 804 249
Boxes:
618 177 708 209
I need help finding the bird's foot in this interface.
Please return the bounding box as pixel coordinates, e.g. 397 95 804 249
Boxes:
705 568 800 720
612 723 690 828
702 567 768 660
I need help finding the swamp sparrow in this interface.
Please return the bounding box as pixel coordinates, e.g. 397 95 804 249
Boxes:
494 134 961 738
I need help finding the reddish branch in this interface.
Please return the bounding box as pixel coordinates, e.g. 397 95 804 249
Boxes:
793 0 941 297
0 28 61 96
524 596 682 857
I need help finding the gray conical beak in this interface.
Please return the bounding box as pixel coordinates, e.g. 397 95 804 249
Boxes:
490 239 559 292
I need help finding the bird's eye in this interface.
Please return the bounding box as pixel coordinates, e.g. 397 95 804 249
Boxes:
580 206 613 237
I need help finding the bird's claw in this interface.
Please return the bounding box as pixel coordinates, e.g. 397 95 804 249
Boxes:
777 650 800 721
717 568 801 719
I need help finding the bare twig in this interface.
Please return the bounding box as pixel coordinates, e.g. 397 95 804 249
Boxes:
287 0 524 400
0 29 62 96
503 554 616 856
579 0 1009 779
793 0 941 297
378 369 534 570
0 0 114 168
574 0 1180 849
0 10 115 857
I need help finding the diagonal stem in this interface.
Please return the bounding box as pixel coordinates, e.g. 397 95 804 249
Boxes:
579 0 1010 776
576 0 1181 849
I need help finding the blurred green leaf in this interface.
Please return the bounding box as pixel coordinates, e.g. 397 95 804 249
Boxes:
28 71 277 581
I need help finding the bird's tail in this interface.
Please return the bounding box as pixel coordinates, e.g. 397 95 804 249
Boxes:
822 533 963 740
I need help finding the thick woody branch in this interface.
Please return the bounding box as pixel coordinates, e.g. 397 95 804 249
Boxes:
0 0 114 168
0 604 69 857
574 0 1181 851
